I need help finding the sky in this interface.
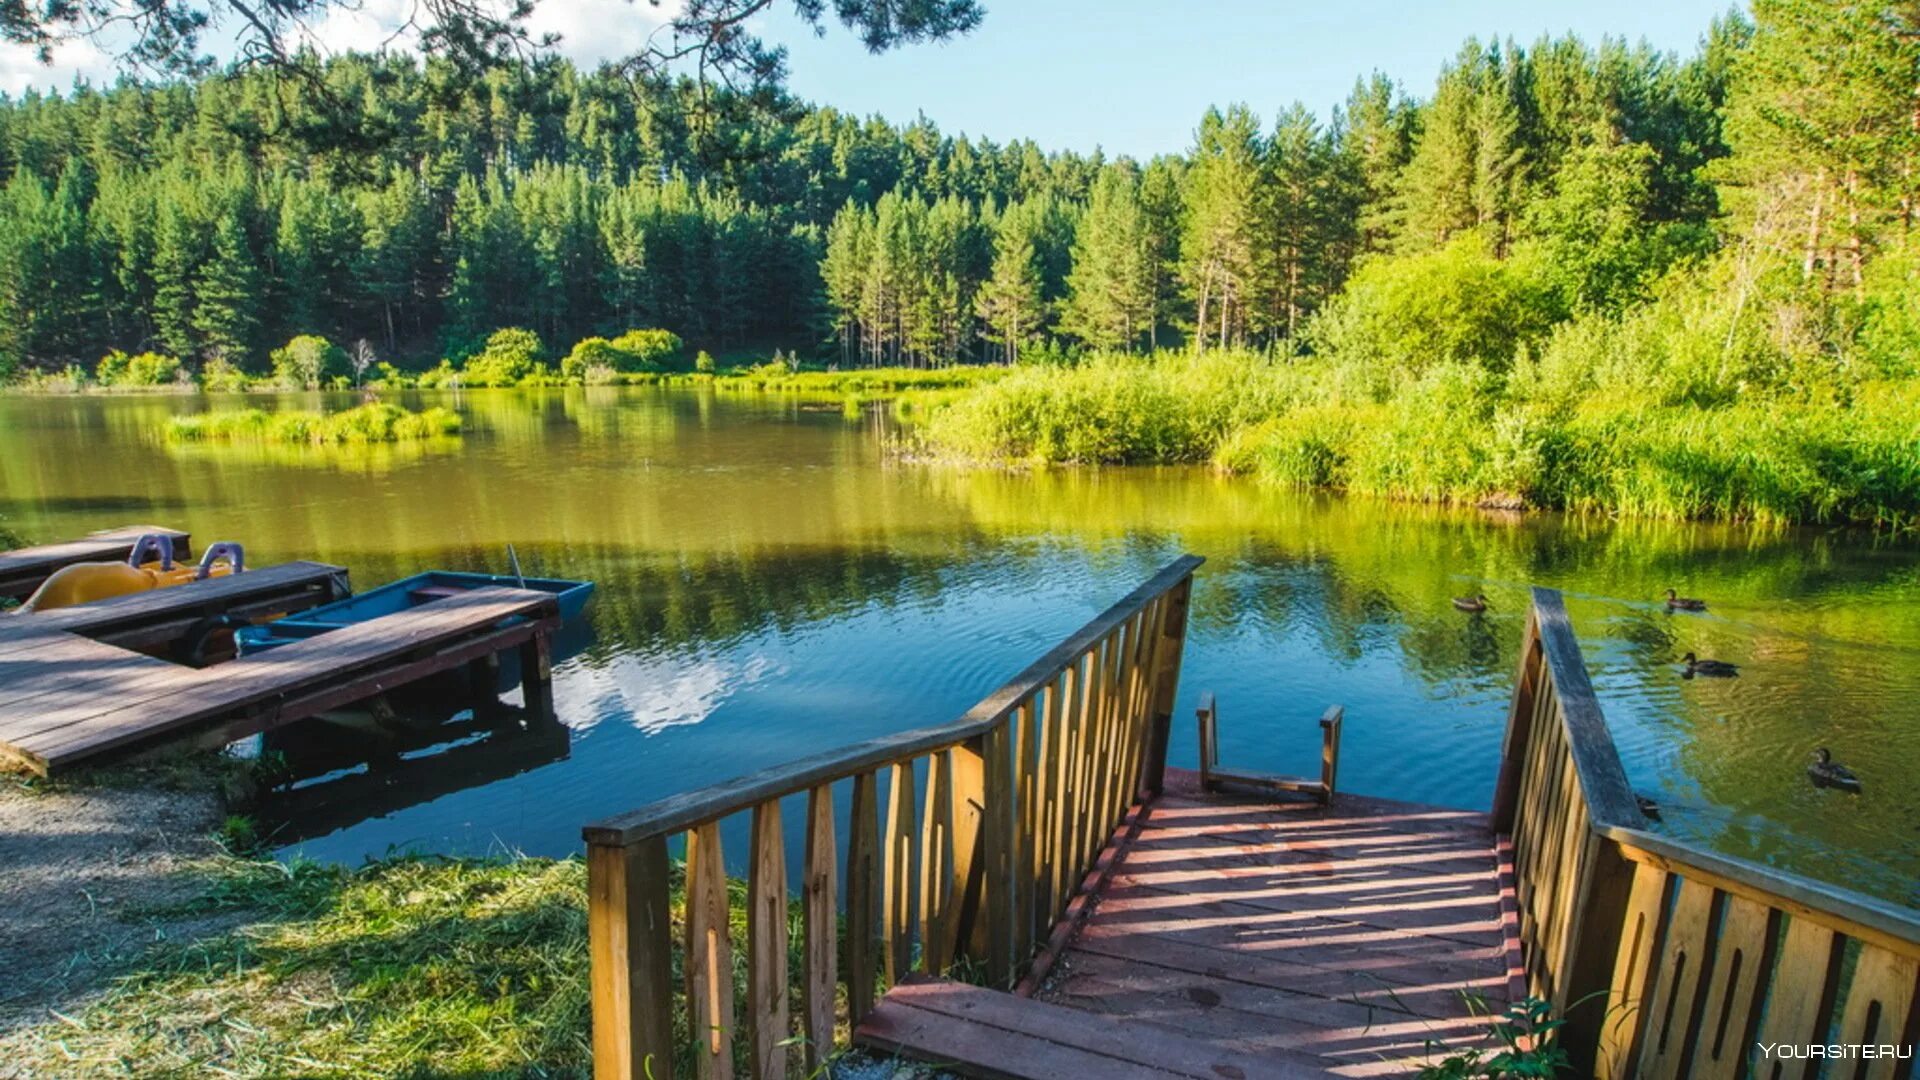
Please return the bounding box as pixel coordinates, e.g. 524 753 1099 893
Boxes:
4 0 1741 159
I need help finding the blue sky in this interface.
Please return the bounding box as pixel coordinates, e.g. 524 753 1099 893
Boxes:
763 0 1741 158
5 0 1742 158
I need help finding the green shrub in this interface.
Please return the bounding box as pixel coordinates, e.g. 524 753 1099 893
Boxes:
461 328 544 387
1307 234 1563 385
416 359 461 388
694 350 716 374
96 350 184 388
607 329 683 369
199 356 251 392
269 336 347 390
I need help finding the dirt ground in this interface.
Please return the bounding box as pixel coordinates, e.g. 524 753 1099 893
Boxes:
0 778 240 1034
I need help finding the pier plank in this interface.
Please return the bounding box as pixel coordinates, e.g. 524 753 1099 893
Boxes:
0 585 558 775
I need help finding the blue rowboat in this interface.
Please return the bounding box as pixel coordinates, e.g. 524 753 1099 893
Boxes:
237 570 593 654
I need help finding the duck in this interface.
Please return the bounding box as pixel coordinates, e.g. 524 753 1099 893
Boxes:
1452 595 1490 613
1807 748 1863 794
1680 652 1739 678
1665 589 1707 612
1635 794 1663 822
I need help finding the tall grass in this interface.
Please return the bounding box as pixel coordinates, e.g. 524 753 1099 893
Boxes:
164 402 463 444
916 350 1920 530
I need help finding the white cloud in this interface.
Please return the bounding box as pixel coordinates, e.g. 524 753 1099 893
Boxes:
1 36 120 96
1 0 680 96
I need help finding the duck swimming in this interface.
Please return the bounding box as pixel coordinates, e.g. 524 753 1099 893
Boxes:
1807 748 1862 794
1635 794 1662 822
1681 652 1739 678
1453 595 1490 613
1665 589 1707 612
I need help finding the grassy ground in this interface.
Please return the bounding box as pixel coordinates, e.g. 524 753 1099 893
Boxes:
0 815 935 1078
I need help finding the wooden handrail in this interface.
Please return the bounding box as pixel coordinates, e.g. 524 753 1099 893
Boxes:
584 555 1202 1080
584 554 1205 847
1496 587 1920 1080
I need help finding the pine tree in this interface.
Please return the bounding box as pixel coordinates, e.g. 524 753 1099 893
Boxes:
975 201 1047 363
191 194 264 366
1062 166 1153 350
1181 106 1266 349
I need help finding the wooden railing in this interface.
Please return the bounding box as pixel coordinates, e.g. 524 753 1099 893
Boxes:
581 555 1201 1080
1495 587 1920 1079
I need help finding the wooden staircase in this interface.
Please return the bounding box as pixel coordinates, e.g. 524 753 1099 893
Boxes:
855 977 1329 1079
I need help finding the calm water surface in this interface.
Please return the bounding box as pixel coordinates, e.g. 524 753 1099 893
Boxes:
1 389 1915 906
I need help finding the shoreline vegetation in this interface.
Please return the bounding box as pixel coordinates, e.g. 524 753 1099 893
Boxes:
6 5 1920 532
163 401 463 444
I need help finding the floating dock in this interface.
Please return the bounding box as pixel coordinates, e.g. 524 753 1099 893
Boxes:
0 524 192 602
0 575 560 777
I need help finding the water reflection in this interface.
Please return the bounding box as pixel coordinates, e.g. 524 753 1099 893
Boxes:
0 390 1914 905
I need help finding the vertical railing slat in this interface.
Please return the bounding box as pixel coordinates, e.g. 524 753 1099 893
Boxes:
801 786 837 1073
684 822 736 1080
846 770 881 1025
746 802 789 1080
882 760 916 984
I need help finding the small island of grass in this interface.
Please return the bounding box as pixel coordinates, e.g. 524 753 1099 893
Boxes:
164 403 463 445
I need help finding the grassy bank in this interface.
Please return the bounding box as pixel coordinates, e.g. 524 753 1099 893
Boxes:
163 402 463 444
0 851 832 1077
917 351 1920 530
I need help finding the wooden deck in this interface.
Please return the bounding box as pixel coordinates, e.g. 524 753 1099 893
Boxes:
855 773 1519 1078
0 585 561 776
0 524 191 601
7 560 350 654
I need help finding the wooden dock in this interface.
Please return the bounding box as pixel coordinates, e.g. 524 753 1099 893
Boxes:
0 524 191 602
581 561 1920 1080
0 583 561 776
16 559 350 654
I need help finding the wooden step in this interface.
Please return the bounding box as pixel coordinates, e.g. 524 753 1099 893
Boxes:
854 976 1331 1079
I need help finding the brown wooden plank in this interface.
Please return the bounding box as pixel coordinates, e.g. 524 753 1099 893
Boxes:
918 748 957 974
1637 878 1719 1080
1596 860 1671 1079
1751 916 1843 1080
0 526 190 599
860 977 1325 1080
882 759 916 984
745 801 788 1080
846 770 881 1024
17 588 556 761
981 716 1017 987
1687 892 1776 1080
684 821 735 1080
1833 944 1920 1080
801 786 836 1073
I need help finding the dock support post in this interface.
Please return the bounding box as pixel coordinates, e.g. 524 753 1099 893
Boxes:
1140 574 1192 798
520 633 553 713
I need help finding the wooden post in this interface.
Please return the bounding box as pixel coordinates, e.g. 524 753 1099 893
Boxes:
1196 691 1216 792
588 837 673 1080
1140 574 1192 797
1555 833 1637 1075
1317 705 1343 804
520 632 553 714
1491 610 1542 833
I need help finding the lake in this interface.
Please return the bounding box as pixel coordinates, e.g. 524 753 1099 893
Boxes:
1 388 1915 907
